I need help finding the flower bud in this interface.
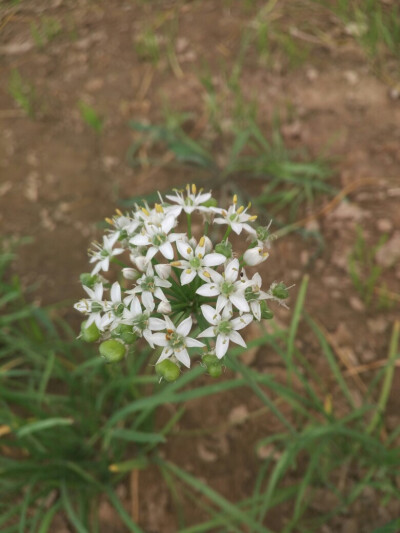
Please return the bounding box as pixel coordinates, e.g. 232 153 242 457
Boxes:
81 320 101 342
203 235 213 253
155 263 171 280
243 247 269 266
260 300 274 320
208 364 222 378
215 241 232 259
202 354 219 367
80 273 97 288
272 282 289 299
256 225 271 242
157 300 172 314
99 339 125 363
155 359 180 382
122 268 139 281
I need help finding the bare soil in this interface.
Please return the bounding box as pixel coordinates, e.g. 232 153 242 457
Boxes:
1 1 399 531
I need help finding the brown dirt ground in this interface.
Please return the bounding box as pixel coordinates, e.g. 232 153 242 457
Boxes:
1 0 400 532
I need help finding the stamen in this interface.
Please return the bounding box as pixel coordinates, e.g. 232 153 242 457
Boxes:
233 194 238 204
141 207 150 216
248 215 258 221
198 236 205 247
192 183 197 194
155 203 164 213
237 206 244 214
105 217 113 225
115 209 123 216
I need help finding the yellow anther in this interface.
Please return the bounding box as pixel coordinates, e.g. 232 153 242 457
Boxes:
170 261 182 267
155 203 164 213
199 236 205 247
186 183 190 192
248 215 258 221
247 202 252 209
105 217 114 225
203 271 211 278
141 207 150 216
187 247 192 255
222 210 227 217
233 194 238 204
237 206 244 214
192 183 197 194
115 209 122 216
198 253 203 259
185 268 192 274
262 252 269 258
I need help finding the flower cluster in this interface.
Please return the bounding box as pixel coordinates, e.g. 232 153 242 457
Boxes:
74 184 290 381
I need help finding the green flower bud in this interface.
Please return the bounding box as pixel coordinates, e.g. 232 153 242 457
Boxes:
155 360 180 382
202 354 219 367
256 226 270 242
272 282 289 299
208 364 222 378
260 300 274 320
81 320 100 343
80 273 97 288
112 324 137 344
215 241 233 259
99 339 125 363
202 197 218 208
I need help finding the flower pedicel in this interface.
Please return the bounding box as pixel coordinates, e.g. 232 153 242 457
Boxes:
74 185 290 381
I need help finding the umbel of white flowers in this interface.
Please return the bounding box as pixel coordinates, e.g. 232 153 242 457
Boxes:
74 185 290 381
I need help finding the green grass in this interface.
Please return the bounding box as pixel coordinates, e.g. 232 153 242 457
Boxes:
1 242 399 531
78 101 104 133
30 17 62 49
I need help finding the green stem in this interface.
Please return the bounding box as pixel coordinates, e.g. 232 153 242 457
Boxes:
187 213 192 239
204 221 209 236
367 320 400 435
222 226 232 242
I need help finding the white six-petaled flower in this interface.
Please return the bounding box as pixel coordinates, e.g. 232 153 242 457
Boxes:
212 195 257 235
89 233 124 275
166 184 212 215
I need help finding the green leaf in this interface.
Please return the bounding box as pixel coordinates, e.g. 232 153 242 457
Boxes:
16 417 74 438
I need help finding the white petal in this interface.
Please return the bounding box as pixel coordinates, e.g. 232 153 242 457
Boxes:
216 295 229 314
161 215 176 234
229 330 247 348
251 301 261 321
148 317 166 331
242 223 257 235
150 333 169 347
186 337 205 348
146 246 159 261
231 222 243 234
225 259 240 282
202 253 226 267
142 291 155 311
201 304 219 325
111 282 121 303
130 234 150 246
176 240 193 260
196 284 220 297
229 293 250 312
155 263 171 280
198 326 215 338
177 316 192 337
231 314 253 330
216 335 229 359
156 347 173 363
213 218 227 225
196 192 211 204
154 287 168 301
164 315 175 331
181 269 196 285
176 348 190 368
159 241 174 260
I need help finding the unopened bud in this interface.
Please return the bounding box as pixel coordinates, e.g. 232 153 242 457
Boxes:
155 359 180 382
203 235 213 253
243 247 269 266
272 282 289 299
122 268 140 281
99 339 125 363
81 320 100 342
155 263 171 280
157 300 172 314
208 364 223 378
215 241 232 259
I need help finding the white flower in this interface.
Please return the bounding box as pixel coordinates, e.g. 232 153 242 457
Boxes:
149 316 205 368
105 210 141 240
89 233 124 275
135 202 181 227
165 184 212 215
243 247 269 266
129 216 183 261
171 237 226 285
122 267 140 280
124 263 171 312
198 304 253 359
212 195 257 235
122 296 165 347
157 300 172 314
74 283 112 330
154 263 171 280
196 258 251 313
102 282 126 330
240 271 271 321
